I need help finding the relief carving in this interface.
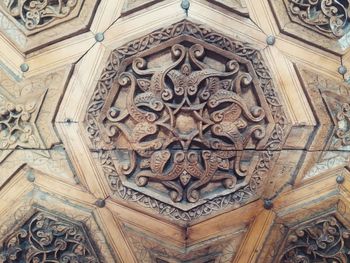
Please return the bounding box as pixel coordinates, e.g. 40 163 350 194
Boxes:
0 211 100 263
286 0 350 38
104 43 266 203
335 102 350 146
2 0 78 31
0 89 45 150
278 216 350 263
86 20 287 220
322 90 350 149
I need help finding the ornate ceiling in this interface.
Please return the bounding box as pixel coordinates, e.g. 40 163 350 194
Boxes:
0 0 349 262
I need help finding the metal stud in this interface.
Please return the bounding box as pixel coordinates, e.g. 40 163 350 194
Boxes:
26 172 35 182
20 63 29 72
64 118 72 125
264 199 273 210
181 0 190 15
95 32 104 42
338 65 347 75
336 175 345 184
266 35 276 46
95 199 106 208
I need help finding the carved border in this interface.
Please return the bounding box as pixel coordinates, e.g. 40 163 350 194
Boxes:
85 20 288 221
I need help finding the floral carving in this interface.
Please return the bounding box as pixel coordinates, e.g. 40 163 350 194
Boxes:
0 91 44 150
85 20 287 220
0 211 99 263
336 103 350 146
103 43 267 203
287 0 350 38
2 0 78 30
279 216 350 263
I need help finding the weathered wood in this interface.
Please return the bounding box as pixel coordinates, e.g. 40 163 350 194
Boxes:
0 0 349 262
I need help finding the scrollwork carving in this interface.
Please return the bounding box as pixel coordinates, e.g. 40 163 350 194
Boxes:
287 0 350 38
103 43 266 203
2 0 78 30
85 20 287 220
0 211 100 263
279 216 350 263
0 91 44 150
336 102 350 146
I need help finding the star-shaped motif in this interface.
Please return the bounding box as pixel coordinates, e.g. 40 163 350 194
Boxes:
0 87 46 162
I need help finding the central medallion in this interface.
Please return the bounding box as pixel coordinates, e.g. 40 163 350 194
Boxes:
99 41 270 204
86 21 285 215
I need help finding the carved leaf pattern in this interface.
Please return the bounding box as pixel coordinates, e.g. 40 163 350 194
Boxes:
85 20 287 221
0 211 100 263
103 42 267 203
0 93 42 150
287 0 350 38
2 0 78 30
279 216 350 263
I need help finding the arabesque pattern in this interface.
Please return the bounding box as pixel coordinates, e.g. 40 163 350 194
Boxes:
0 211 100 263
279 216 350 263
2 0 78 31
85 20 287 220
286 0 350 38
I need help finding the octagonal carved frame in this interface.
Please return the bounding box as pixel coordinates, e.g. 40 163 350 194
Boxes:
84 20 288 221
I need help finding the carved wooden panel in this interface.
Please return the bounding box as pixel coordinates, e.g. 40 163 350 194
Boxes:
286 0 349 38
269 0 350 54
0 210 100 263
0 0 100 53
0 0 349 262
277 215 350 262
85 20 287 221
1 0 81 32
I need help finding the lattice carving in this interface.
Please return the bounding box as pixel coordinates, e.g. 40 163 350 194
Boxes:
286 0 350 38
278 216 350 263
2 0 78 31
85 20 287 220
0 211 100 263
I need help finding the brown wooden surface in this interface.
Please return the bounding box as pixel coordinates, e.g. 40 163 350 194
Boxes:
0 0 349 262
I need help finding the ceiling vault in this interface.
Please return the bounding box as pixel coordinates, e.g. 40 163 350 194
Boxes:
0 0 349 262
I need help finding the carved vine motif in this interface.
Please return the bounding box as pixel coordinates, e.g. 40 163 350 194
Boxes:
336 103 350 146
0 211 99 263
0 93 42 149
287 0 350 38
86 20 287 220
2 0 78 30
104 43 266 203
279 216 350 263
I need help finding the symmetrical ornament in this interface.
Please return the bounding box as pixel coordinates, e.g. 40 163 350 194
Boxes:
0 211 99 263
85 20 287 220
278 216 350 263
2 0 78 31
286 0 350 38
0 91 43 149
104 43 267 203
